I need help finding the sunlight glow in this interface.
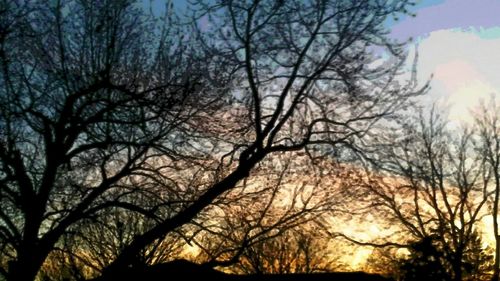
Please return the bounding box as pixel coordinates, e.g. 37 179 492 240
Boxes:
481 215 496 248
415 29 500 123
445 80 494 124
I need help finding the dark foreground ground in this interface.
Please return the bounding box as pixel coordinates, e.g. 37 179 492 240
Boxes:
111 260 392 281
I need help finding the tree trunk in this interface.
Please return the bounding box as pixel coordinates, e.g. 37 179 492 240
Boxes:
8 247 47 281
449 253 462 281
452 263 462 281
492 177 500 281
493 234 500 281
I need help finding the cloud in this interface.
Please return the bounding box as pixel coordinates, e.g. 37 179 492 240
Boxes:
391 0 500 40
414 29 500 123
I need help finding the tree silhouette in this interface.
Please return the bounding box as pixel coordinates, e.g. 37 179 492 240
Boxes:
473 98 500 281
398 230 493 281
350 108 494 281
0 0 221 280
100 1 422 278
235 226 342 274
188 154 350 272
398 236 450 281
0 0 422 280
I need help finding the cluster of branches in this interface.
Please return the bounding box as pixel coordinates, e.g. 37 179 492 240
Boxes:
0 0 423 280
190 154 353 273
338 101 500 281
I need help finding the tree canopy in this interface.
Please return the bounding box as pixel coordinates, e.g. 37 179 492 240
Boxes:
0 1 456 281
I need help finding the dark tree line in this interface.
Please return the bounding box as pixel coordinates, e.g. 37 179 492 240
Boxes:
0 0 427 280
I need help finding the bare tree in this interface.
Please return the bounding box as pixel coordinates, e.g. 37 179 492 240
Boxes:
235 226 342 274
0 0 224 280
98 1 422 278
474 98 500 281
51 208 185 280
351 110 492 281
189 154 349 272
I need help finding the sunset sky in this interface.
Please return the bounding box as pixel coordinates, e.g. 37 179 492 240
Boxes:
164 0 500 266
390 0 500 124
165 0 500 123
4 1 500 279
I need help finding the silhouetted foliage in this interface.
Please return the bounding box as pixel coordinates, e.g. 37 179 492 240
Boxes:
461 230 495 281
397 230 493 281
398 236 450 281
325 101 500 281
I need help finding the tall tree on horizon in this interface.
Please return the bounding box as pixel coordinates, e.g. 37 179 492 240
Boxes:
350 109 494 281
474 99 500 281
